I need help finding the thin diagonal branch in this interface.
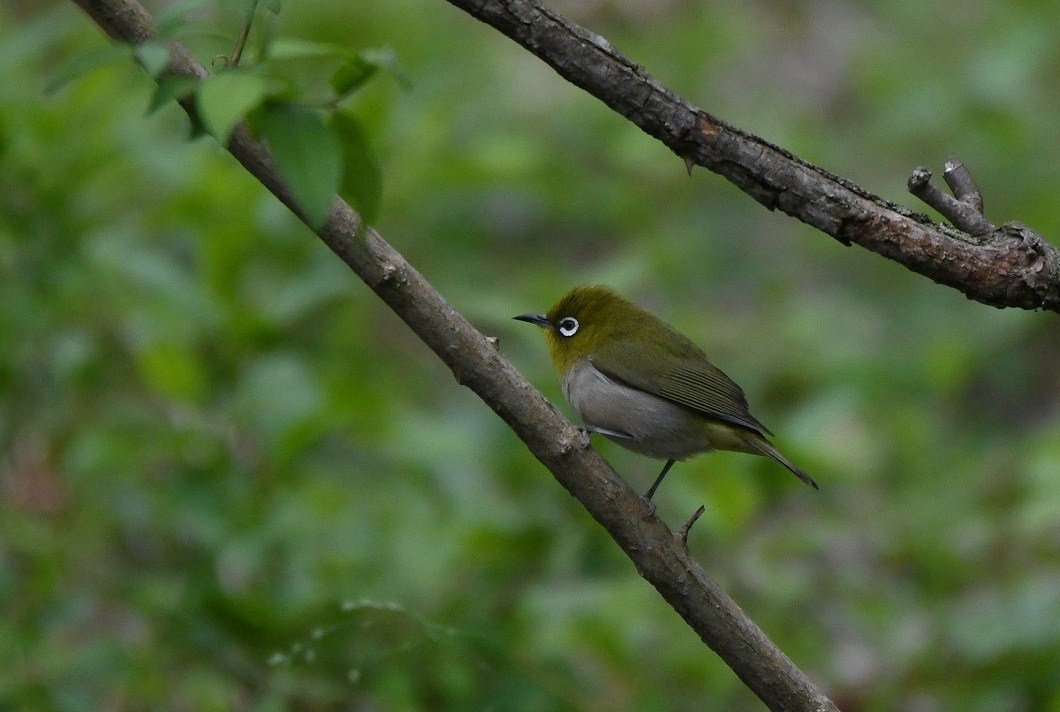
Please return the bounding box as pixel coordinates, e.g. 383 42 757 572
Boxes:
446 0 1060 313
69 0 838 710
228 0 258 67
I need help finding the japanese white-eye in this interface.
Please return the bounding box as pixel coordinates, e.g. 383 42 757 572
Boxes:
515 285 817 500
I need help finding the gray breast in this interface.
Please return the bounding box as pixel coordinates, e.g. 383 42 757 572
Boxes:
562 358 713 460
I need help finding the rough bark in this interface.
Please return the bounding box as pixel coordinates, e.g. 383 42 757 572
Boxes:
445 0 1060 313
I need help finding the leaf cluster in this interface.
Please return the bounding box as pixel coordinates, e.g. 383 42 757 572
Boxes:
53 0 400 227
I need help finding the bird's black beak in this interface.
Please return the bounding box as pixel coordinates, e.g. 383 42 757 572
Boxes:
513 313 551 328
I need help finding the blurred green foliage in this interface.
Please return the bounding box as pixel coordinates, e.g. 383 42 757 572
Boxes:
2 0 1060 710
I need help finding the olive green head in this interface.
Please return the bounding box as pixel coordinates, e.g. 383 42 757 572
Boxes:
514 285 672 374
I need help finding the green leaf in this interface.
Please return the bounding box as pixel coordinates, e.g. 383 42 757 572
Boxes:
267 38 348 61
252 103 342 229
359 47 410 90
46 44 132 94
331 48 409 100
135 41 171 78
235 352 323 444
332 113 382 224
330 57 377 99
155 0 216 38
147 75 198 115
197 71 267 144
136 341 208 403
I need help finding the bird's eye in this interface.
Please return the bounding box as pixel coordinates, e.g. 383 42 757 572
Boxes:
557 317 580 337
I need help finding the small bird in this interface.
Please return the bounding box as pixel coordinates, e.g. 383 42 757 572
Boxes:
515 285 817 501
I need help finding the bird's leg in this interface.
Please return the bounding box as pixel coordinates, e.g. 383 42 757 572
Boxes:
579 424 633 440
643 459 676 502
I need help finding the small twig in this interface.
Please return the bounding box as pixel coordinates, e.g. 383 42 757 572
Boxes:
942 154 983 212
675 505 706 547
229 0 258 67
907 156 995 236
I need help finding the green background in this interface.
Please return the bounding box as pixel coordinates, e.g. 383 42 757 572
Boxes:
3 1 1059 710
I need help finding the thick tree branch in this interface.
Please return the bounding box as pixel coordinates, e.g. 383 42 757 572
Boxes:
446 0 1060 313
69 0 837 709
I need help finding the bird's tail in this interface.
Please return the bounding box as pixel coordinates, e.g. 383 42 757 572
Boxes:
744 434 819 490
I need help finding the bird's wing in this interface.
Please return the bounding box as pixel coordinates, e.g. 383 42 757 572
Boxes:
589 339 772 437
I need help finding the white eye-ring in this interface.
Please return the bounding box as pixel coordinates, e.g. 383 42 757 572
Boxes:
557 317 580 337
